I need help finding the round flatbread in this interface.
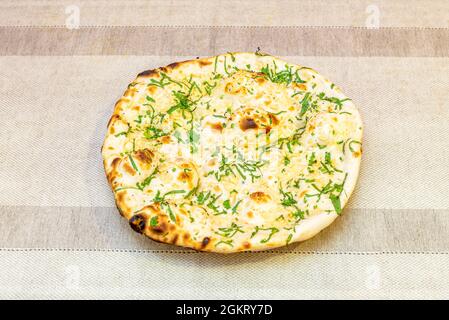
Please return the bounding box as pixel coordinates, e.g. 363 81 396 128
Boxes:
102 52 363 253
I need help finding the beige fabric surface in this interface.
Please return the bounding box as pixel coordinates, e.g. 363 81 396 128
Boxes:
0 0 449 299
0 0 448 28
1 27 448 56
1 249 449 299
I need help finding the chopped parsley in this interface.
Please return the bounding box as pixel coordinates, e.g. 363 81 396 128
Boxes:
251 226 280 243
260 62 305 85
215 222 244 238
150 216 159 227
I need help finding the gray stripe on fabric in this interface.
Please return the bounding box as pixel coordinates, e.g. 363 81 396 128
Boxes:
1 206 448 252
0 26 448 56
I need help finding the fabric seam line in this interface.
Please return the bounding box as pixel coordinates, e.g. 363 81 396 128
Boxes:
1 25 449 30
0 248 448 255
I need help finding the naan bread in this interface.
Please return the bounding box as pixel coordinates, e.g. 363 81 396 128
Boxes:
102 52 363 253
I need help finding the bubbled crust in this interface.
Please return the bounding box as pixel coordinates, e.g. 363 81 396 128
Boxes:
102 52 363 253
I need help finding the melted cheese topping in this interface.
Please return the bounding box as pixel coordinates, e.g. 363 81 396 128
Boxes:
102 53 363 253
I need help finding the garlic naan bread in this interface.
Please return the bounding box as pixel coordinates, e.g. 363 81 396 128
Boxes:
102 52 363 253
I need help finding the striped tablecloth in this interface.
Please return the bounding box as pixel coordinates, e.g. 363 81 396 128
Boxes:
0 0 448 299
